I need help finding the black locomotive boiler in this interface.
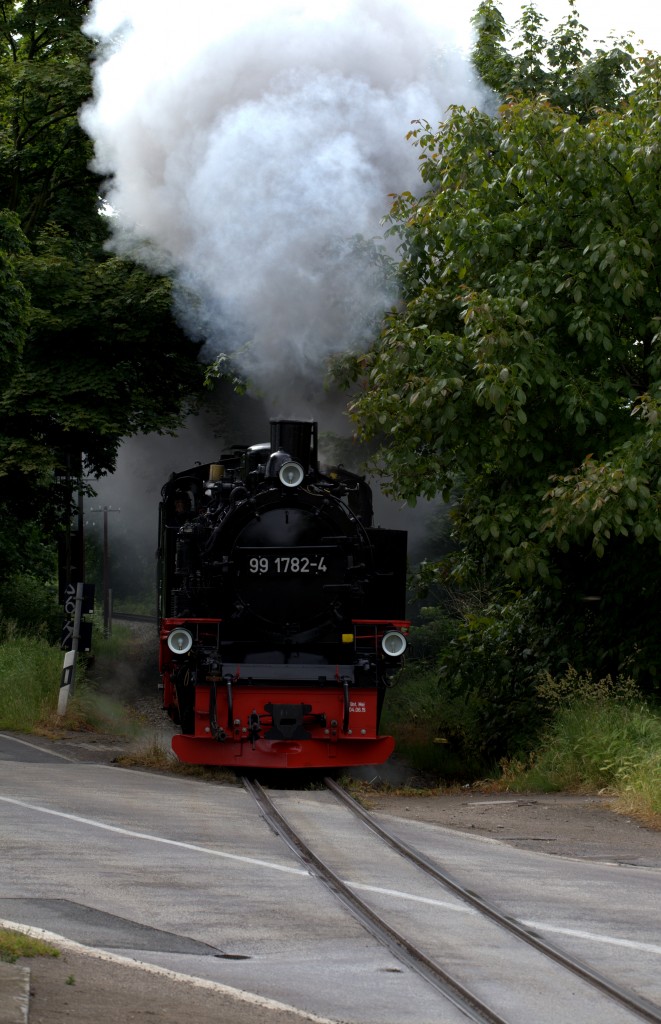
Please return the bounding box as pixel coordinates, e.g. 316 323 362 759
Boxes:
157 419 409 769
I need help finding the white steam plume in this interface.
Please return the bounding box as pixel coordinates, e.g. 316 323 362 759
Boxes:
82 0 487 407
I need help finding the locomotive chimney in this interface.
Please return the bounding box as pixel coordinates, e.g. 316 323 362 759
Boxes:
270 419 318 473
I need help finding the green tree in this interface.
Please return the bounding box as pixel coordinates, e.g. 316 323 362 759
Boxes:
0 209 29 375
472 0 636 117
338 4 661 691
0 0 100 239
0 1 204 579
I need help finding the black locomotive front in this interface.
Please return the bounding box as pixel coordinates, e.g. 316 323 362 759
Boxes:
157 419 409 769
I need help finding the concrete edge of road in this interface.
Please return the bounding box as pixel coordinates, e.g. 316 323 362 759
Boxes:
0 961 30 1024
0 920 339 1024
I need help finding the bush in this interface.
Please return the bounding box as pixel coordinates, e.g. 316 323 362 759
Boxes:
382 664 488 780
401 588 563 770
388 568 661 816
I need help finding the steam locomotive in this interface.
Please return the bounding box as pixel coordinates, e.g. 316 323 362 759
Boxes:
157 419 408 769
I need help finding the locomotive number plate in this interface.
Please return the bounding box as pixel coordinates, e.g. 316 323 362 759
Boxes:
239 544 337 577
247 554 328 574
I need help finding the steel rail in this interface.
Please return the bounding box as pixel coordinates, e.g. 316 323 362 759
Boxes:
324 777 661 1024
112 612 158 623
243 777 511 1024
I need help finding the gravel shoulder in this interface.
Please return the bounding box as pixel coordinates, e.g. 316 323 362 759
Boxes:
363 788 661 867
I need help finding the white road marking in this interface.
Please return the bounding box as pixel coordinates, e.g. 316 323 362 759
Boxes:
353 882 474 914
0 733 75 761
0 795 308 876
352 885 661 955
521 920 661 956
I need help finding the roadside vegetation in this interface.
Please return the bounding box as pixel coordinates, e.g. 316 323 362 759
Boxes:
502 672 661 820
384 656 661 825
0 575 145 736
0 629 140 737
0 928 60 964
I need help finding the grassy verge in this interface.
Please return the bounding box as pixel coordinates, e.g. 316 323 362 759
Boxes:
384 664 661 826
0 632 70 731
0 623 145 737
500 685 661 824
0 929 60 964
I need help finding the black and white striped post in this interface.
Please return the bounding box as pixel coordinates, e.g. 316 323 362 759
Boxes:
58 581 84 716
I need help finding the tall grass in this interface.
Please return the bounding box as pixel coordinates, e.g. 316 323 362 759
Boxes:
502 670 661 822
0 621 145 735
0 629 67 730
384 661 661 823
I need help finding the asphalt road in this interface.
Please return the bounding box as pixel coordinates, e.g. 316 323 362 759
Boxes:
2 731 660 1024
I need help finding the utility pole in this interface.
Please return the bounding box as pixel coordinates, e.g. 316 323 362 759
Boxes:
55 453 85 603
88 505 120 637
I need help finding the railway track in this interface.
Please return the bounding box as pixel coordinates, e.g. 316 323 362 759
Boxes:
244 777 661 1024
112 611 158 623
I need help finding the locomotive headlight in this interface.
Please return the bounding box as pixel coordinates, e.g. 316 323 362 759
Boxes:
279 461 304 488
167 627 193 655
381 631 407 658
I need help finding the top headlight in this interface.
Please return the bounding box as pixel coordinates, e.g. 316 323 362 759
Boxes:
279 461 304 487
